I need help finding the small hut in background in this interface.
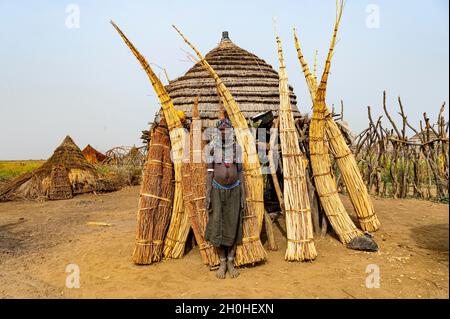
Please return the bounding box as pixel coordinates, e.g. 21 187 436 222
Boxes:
408 131 439 146
82 144 107 164
0 136 100 201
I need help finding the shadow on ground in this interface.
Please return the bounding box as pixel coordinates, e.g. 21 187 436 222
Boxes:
0 220 27 259
411 223 449 256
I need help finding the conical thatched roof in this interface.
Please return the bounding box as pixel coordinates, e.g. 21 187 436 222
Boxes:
39 136 97 175
166 31 300 126
82 144 107 164
0 136 99 201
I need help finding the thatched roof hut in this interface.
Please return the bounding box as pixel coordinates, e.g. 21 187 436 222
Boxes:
82 144 107 164
0 136 100 201
166 31 301 127
408 131 439 145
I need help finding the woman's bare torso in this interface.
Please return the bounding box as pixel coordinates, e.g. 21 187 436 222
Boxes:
213 162 239 186
210 142 241 186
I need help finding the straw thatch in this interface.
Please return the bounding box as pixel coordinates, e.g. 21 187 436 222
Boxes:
166 31 301 126
82 144 107 164
48 164 73 200
0 135 99 201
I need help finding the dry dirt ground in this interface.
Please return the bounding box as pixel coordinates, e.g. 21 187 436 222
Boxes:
0 186 448 299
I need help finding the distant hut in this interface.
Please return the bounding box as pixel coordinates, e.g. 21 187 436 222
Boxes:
0 136 100 201
82 144 107 164
165 31 301 127
408 131 439 145
124 145 145 167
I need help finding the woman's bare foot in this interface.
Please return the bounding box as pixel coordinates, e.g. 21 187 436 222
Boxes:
227 259 240 278
216 259 227 279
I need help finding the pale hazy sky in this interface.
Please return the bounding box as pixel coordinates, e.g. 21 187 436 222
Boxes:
0 0 448 160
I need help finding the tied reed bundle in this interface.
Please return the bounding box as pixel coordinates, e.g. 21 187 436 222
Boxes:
325 118 381 232
293 1 380 233
186 98 220 267
163 117 190 260
173 25 267 266
111 21 189 259
275 34 317 261
132 116 174 264
179 123 195 259
267 118 285 215
295 1 364 243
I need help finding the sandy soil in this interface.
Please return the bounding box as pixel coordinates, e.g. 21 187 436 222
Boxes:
0 186 448 299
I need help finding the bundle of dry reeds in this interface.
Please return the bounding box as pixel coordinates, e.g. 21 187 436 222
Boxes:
162 124 192 258
173 25 266 266
179 126 195 258
132 115 174 264
111 21 190 259
293 1 380 234
296 1 364 243
267 118 285 215
276 34 317 261
325 119 380 232
185 98 221 267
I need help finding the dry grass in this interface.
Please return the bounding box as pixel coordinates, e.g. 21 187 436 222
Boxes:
95 164 142 188
0 160 45 182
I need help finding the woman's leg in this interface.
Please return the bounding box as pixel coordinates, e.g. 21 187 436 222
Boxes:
226 245 239 278
216 245 227 279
